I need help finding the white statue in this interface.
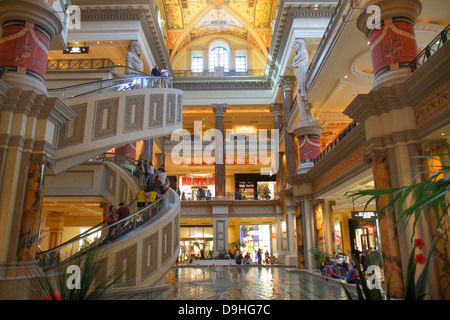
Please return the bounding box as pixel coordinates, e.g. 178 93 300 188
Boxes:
300 99 315 123
126 40 144 72
287 38 309 101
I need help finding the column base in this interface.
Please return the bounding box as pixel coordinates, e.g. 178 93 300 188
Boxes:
372 68 411 91
284 255 298 266
1 72 47 95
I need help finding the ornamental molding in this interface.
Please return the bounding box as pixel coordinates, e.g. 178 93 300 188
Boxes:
173 80 272 91
79 5 170 72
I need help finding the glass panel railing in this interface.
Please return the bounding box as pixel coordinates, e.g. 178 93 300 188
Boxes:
410 24 449 72
47 75 173 100
37 190 171 269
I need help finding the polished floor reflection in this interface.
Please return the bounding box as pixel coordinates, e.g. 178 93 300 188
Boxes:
111 266 356 300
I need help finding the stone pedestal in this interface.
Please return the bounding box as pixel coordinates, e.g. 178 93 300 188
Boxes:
293 121 323 174
356 0 422 90
0 0 63 95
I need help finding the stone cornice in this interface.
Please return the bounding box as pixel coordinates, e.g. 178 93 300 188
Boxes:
344 84 414 123
173 80 272 91
267 2 336 82
78 5 170 72
307 123 367 181
285 172 312 185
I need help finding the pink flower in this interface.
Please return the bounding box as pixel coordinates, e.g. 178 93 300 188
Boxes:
415 253 426 264
414 238 425 250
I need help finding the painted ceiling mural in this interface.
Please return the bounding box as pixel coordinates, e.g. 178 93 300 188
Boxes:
162 0 274 59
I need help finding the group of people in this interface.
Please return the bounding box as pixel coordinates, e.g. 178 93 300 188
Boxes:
137 157 170 195
233 249 278 265
104 158 171 241
151 64 170 88
320 253 361 284
151 64 169 77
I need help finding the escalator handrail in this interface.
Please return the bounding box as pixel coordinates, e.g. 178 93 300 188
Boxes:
47 75 173 92
93 152 146 185
37 191 169 264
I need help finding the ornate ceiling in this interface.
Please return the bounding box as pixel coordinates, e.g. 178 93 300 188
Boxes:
161 0 276 60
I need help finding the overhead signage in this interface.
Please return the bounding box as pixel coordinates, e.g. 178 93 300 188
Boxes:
351 211 378 220
63 46 89 54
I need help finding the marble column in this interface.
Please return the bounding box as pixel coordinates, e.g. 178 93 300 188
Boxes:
212 205 229 257
17 154 49 261
295 204 305 269
323 200 336 256
302 198 316 271
276 208 288 263
418 140 450 300
314 200 325 252
47 212 65 249
356 0 422 90
0 0 63 95
213 103 227 199
270 103 284 193
277 77 298 177
365 149 404 298
285 201 298 265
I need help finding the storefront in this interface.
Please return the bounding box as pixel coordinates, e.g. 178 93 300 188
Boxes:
239 224 272 262
179 175 215 200
235 173 276 200
348 211 380 253
179 226 214 261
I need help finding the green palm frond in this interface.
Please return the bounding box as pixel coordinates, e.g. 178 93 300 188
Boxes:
346 156 449 240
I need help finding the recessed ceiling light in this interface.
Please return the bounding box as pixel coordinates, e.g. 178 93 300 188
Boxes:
441 132 446 136
97 41 100 44
344 75 348 78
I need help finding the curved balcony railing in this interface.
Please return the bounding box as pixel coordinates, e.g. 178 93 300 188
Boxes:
37 190 170 269
47 75 174 99
410 24 449 73
313 120 357 164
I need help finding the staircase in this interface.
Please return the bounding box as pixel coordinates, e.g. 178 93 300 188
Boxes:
47 75 183 174
38 188 180 294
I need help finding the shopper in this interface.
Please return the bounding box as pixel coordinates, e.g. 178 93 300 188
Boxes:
345 261 360 284
331 260 344 280
158 169 167 194
116 202 130 221
136 186 148 211
162 177 170 194
148 161 155 188
106 205 116 239
151 64 160 76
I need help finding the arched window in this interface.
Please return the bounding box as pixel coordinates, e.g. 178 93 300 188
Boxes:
209 46 229 72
